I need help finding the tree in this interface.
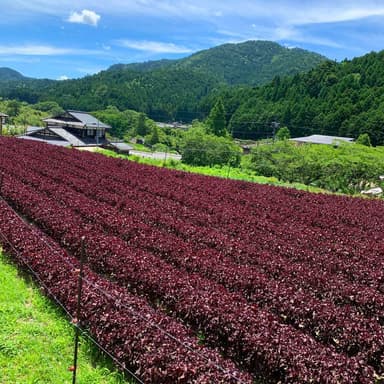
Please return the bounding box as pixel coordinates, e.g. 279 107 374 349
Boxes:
356 133 371 146
180 126 241 167
149 125 160 146
207 99 228 137
136 112 148 136
6 100 21 117
33 101 64 116
275 126 291 140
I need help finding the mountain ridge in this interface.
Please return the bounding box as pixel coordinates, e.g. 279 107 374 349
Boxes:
106 40 327 86
0 40 327 121
0 67 26 81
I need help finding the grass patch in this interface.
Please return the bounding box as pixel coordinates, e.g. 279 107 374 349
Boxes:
129 143 152 152
0 251 133 384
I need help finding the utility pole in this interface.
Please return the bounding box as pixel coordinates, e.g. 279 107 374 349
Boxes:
271 120 280 141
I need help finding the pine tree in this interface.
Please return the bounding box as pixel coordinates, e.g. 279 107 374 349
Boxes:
207 99 228 137
276 126 291 140
149 125 160 145
356 133 371 146
136 112 148 136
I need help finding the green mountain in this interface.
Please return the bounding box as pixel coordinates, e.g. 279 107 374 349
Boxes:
0 41 326 121
215 50 384 145
109 40 326 86
175 40 326 86
0 67 26 81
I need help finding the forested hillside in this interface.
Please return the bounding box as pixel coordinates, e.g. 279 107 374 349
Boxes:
112 40 326 86
0 41 325 122
219 51 384 145
4 42 384 145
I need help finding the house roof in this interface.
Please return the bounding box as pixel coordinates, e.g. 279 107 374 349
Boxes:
49 128 86 146
290 134 354 145
26 126 45 134
67 110 111 129
23 126 86 146
43 118 86 128
18 135 71 147
109 142 133 152
43 110 111 129
0 112 8 117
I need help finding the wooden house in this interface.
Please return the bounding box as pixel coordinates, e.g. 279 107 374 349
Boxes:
19 110 111 147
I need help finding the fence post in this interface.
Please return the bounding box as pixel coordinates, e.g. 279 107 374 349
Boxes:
226 163 231 179
71 237 86 384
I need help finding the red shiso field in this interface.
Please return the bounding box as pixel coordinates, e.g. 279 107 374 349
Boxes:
0 136 383 383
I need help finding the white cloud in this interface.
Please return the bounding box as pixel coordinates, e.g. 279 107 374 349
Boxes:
284 5 384 25
0 0 383 63
116 40 193 54
67 9 100 26
2 1 384 29
0 45 72 55
58 75 69 80
1 1 384 24
0 44 102 56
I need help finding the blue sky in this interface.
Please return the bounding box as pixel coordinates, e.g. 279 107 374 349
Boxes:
1 0 384 79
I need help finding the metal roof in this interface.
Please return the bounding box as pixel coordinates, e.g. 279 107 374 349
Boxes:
67 110 111 129
17 135 71 147
43 111 111 129
43 118 86 128
290 134 354 145
0 112 8 117
49 128 86 146
26 126 45 134
109 142 133 152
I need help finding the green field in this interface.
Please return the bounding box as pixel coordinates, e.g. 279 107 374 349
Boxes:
0 251 131 384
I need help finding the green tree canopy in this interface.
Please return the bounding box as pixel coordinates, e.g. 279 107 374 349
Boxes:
249 140 384 192
356 133 371 146
275 126 291 140
206 99 228 137
136 112 149 136
180 125 241 167
148 125 160 145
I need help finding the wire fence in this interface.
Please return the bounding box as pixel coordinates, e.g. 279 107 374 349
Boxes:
0 195 248 384
0 225 145 384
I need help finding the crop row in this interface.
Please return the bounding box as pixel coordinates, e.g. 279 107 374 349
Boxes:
0 198 254 383
2 141 383 311
6 139 383 296
3 154 384 369
0 149 375 382
2 142 384 323
6 137 384 278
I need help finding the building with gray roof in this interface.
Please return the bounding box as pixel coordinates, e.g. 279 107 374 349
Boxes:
290 134 354 145
21 110 111 147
